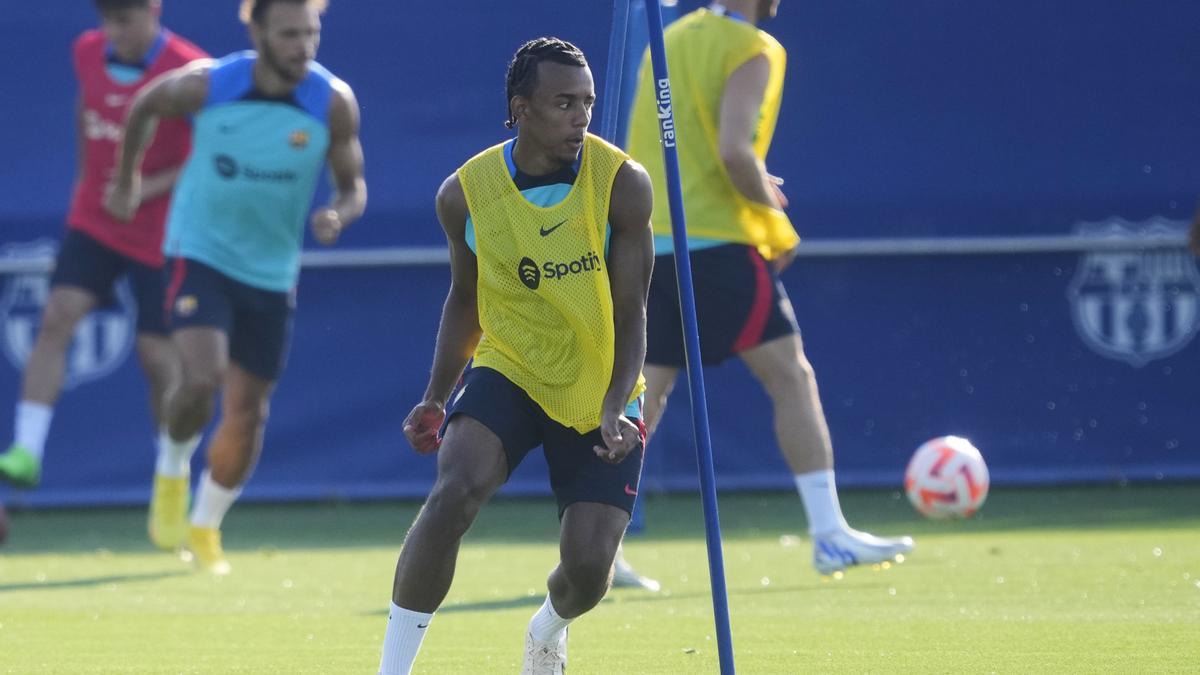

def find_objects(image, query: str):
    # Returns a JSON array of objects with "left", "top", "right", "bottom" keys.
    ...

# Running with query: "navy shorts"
[
  {"left": 448, "top": 366, "right": 646, "bottom": 518},
  {"left": 50, "top": 229, "right": 167, "bottom": 335},
  {"left": 163, "top": 257, "right": 295, "bottom": 381},
  {"left": 646, "top": 243, "right": 799, "bottom": 367}
]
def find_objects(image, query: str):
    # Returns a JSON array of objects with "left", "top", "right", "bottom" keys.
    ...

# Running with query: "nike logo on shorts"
[{"left": 624, "top": 484, "right": 638, "bottom": 496}]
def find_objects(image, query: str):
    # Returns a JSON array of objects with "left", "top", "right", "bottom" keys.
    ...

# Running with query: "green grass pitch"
[{"left": 1, "top": 484, "right": 1198, "bottom": 673}]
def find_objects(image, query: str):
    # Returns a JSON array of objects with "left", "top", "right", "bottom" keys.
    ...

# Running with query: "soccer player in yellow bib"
[
  {"left": 624, "top": 0, "right": 913, "bottom": 577},
  {"left": 377, "top": 38, "right": 654, "bottom": 675}
]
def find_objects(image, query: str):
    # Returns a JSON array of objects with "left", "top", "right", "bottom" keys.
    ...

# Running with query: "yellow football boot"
[
  {"left": 186, "top": 526, "right": 231, "bottom": 575},
  {"left": 148, "top": 475, "right": 190, "bottom": 550}
]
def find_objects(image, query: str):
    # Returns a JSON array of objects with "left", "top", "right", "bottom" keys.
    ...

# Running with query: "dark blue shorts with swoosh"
[{"left": 448, "top": 366, "right": 646, "bottom": 518}]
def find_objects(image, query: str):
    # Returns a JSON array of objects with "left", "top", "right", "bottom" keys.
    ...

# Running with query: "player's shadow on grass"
[
  {"left": 606, "top": 584, "right": 827, "bottom": 606},
  {"left": 4, "top": 485, "right": 1198, "bottom": 554},
  {"left": 0, "top": 569, "right": 188, "bottom": 593},
  {"left": 362, "top": 583, "right": 827, "bottom": 617},
  {"left": 359, "top": 595, "right": 543, "bottom": 617}
]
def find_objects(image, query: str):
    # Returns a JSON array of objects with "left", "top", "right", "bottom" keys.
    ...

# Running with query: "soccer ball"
[{"left": 904, "top": 436, "right": 989, "bottom": 518}]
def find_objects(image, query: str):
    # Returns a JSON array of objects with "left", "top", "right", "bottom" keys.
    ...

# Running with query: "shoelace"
[{"left": 526, "top": 642, "right": 565, "bottom": 672}]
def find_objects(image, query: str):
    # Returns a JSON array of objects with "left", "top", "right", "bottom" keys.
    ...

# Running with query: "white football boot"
[
  {"left": 611, "top": 554, "right": 662, "bottom": 592},
  {"left": 521, "top": 627, "right": 568, "bottom": 675},
  {"left": 813, "top": 529, "right": 914, "bottom": 575}
]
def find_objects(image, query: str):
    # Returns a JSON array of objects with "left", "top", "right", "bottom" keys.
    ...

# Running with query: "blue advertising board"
[
  {"left": 1, "top": 1, "right": 1198, "bottom": 506},
  {"left": 2, "top": 222, "right": 1196, "bottom": 507}
]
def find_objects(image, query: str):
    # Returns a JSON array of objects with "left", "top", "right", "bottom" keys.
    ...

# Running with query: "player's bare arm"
[
  {"left": 78, "top": 92, "right": 180, "bottom": 205},
  {"left": 311, "top": 79, "right": 366, "bottom": 245},
  {"left": 105, "top": 59, "right": 213, "bottom": 221},
  {"left": 138, "top": 166, "right": 183, "bottom": 203},
  {"left": 718, "top": 54, "right": 781, "bottom": 210},
  {"left": 401, "top": 174, "right": 483, "bottom": 454},
  {"left": 719, "top": 54, "right": 797, "bottom": 272},
  {"left": 594, "top": 159, "right": 654, "bottom": 464}
]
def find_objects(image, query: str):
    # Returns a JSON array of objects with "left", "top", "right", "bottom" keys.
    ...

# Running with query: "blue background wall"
[
  {"left": 1, "top": 1, "right": 1197, "bottom": 506},
  {"left": 3, "top": 1, "right": 1198, "bottom": 244}
]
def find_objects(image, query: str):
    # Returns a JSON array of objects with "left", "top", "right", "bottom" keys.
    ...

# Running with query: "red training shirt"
[{"left": 67, "top": 28, "right": 206, "bottom": 267}]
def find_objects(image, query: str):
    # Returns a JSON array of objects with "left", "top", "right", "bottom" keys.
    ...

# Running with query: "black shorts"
[
  {"left": 50, "top": 229, "right": 167, "bottom": 335},
  {"left": 163, "top": 257, "right": 295, "bottom": 381},
  {"left": 448, "top": 366, "right": 646, "bottom": 518},
  {"left": 646, "top": 243, "right": 799, "bottom": 367}
]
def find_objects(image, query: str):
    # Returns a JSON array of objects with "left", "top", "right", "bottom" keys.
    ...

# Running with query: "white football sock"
[
  {"left": 14, "top": 401, "right": 53, "bottom": 460},
  {"left": 528, "top": 594, "right": 573, "bottom": 643},
  {"left": 795, "top": 469, "right": 850, "bottom": 535},
  {"left": 156, "top": 429, "right": 201, "bottom": 478},
  {"left": 379, "top": 602, "right": 433, "bottom": 675},
  {"left": 190, "top": 470, "right": 241, "bottom": 529}
]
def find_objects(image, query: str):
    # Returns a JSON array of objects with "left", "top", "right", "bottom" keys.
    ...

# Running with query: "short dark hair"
[
  {"left": 505, "top": 37, "right": 588, "bottom": 129},
  {"left": 239, "top": 0, "right": 328, "bottom": 25},
  {"left": 93, "top": 0, "right": 152, "bottom": 11}
]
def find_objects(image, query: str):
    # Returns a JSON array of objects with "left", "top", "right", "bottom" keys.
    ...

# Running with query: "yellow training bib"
[
  {"left": 627, "top": 8, "right": 798, "bottom": 259},
  {"left": 458, "top": 134, "right": 646, "bottom": 431}
]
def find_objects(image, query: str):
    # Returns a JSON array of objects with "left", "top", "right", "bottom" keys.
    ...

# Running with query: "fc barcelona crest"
[
  {"left": 289, "top": 129, "right": 310, "bottom": 149},
  {"left": 1, "top": 239, "right": 135, "bottom": 388},
  {"left": 1067, "top": 218, "right": 1200, "bottom": 367}
]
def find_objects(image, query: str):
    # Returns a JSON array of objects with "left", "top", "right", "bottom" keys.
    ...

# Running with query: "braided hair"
[{"left": 504, "top": 37, "right": 588, "bottom": 129}]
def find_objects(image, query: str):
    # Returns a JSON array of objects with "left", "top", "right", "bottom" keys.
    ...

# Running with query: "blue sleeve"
[
  {"left": 203, "top": 52, "right": 255, "bottom": 108},
  {"left": 297, "top": 60, "right": 335, "bottom": 124}
]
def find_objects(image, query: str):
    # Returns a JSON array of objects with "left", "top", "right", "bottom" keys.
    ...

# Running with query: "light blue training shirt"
[{"left": 164, "top": 51, "right": 334, "bottom": 291}]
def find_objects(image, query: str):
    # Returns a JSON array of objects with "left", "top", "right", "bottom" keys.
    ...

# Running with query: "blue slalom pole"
[
  {"left": 599, "top": 0, "right": 631, "bottom": 144},
  {"left": 604, "top": 0, "right": 646, "bottom": 534},
  {"left": 642, "top": 2, "right": 736, "bottom": 672}
]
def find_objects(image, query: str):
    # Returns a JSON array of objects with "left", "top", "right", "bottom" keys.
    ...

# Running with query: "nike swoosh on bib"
[{"left": 540, "top": 220, "right": 567, "bottom": 236}]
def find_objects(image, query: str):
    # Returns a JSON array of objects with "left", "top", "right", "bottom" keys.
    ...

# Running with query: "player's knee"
[
  {"left": 177, "top": 376, "right": 220, "bottom": 409},
  {"left": 226, "top": 397, "right": 269, "bottom": 431},
  {"left": 795, "top": 353, "right": 816, "bottom": 380},
  {"left": 137, "top": 341, "right": 177, "bottom": 377},
  {"left": 425, "top": 475, "right": 491, "bottom": 530},
  {"left": 763, "top": 358, "right": 816, "bottom": 399},
  {"left": 37, "top": 301, "right": 83, "bottom": 344},
  {"left": 139, "top": 354, "right": 171, "bottom": 385},
  {"left": 652, "top": 386, "right": 672, "bottom": 412},
  {"left": 647, "top": 370, "right": 677, "bottom": 401},
  {"left": 560, "top": 555, "right": 614, "bottom": 598}
]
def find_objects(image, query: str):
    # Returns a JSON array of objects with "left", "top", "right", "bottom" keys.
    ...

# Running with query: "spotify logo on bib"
[
  {"left": 518, "top": 257, "right": 541, "bottom": 290},
  {"left": 517, "top": 253, "right": 603, "bottom": 291}
]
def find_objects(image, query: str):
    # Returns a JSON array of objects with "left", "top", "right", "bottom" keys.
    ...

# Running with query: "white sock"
[
  {"left": 795, "top": 469, "right": 849, "bottom": 535},
  {"left": 190, "top": 470, "right": 241, "bottom": 529},
  {"left": 14, "top": 401, "right": 53, "bottom": 460},
  {"left": 379, "top": 602, "right": 433, "bottom": 675},
  {"left": 528, "top": 595, "right": 572, "bottom": 643},
  {"left": 156, "top": 429, "right": 201, "bottom": 478}
]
